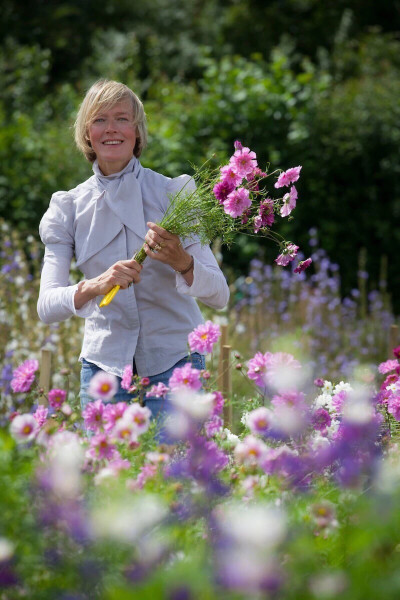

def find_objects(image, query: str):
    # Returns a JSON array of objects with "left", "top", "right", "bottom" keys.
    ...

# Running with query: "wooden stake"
[
  {"left": 388, "top": 324, "right": 399, "bottom": 359},
  {"left": 221, "top": 344, "right": 232, "bottom": 427},
  {"left": 39, "top": 349, "right": 52, "bottom": 399},
  {"left": 218, "top": 324, "right": 228, "bottom": 381}
]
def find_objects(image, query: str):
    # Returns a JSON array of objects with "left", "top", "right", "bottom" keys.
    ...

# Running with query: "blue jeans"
[{"left": 80, "top": 353, "right": 205, "bottom": 429}]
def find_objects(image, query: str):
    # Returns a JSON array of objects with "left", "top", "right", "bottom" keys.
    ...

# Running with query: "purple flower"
[
  {"left": 213, "top": 179, "right": 235, "bottom": 203},
  {"left": 33, "top": 405, "right": 48, "bottom": 427},
  {"left": 311, "top": 408, "right": 332, "bottom": 431},
  {"left": 82, "top": 399, "right": 105, "bottom": 433},
  {"left": 145, "top": 382, "right": 169, "bottom": 398},
  {"left": 247, "top": 407, "right": 273, "bottom": 436},
  {"left": 87, "top": 433, "right": 117, "bottom": 461},
  {"left": 254, "top": 198, "right": 274, "bottom": 233}
]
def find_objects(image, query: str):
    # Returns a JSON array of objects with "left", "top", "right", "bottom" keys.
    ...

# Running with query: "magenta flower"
[
  {"left": 247, "top": 351, "right": 272, "bottom": 387},
  {"left": 393, "top": 346, "right": 400, "bottom": 359},
  {"left": 145, "top": 382, "right": 169, "bottom": 398},
  {"left": 10, "top": 359, "right": 39, "bottom": 393},
  {"left": 247, "top": 407, "right": 273, "bottom": 436},
  {"left": 169, "top": 363, "right": 202, "bottom": 392},
  {"left": 82, "top": 399, "right": 105, "bottom": 432},
  {"left": 280, "top": 185, "right": 298, "bottom": 217},
  {"left": 121, "top": 365, "right": 133, "bottom": 390},
  {"left": 188, "top": 320, "right": 221, "bottom": 354},
  {"left": 220, "top": 165, "right": 243, "bottom": 187},
  {"left": 314, "top": 378, "right": 324, "bottom": 387},
  {"left": 102, "top": 402, "right": 128, "bottom": 432},
  {"left": 48, "top": 388, "right": 67, "bottom": 408},
  {"left": 294, "top": 258, "right": 312, "bottom": 274},
  {"left": 229, "top": 146, "right": 258, "bottom": 178},
  {"left": 33, "top": 405, "right": 48, "bottom": 427},
  {"left": 311, "top": 408, "right": 332, "bottom": 432},
  {"left": 275, "top": 243, "right": 299, "bottom": 267},
  {"left": 213, "top": 179, "right": 235, "bottom": 203},
  {"left": 378, "top": 359, "right": 399, "bottom": 375},
  {"left": 88, "top": 433, "right": 117, "bottom": 461},
  {"left": 331, "top": 390, "right": 347, "bottom": 414},
  {"left": 274, "top": 166, "right": 302, "bottom": 188},
  {"left": 223, "top": 187, "right": 252, "bottom": 218},
  {"left": 88, "top": 371, "right": 118, "bottom": 401},
  {"left": 254, "top": 198, "right": 274, "bottom": 233},
  {"left": 10, "top": 414, "right": 39, "bottom": 443}
]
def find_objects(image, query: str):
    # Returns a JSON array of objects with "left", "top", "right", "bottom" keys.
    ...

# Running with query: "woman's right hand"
[
  {"left": 92, "top": 259, "right": 143, "bottom": 294},
  {"left": 74, "top": 259, "right": 142, "bottom": 309}
]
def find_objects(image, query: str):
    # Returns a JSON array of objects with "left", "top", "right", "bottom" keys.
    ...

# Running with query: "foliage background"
[{"left": 1, "top": 0, "right": 400, "bottom": 309}]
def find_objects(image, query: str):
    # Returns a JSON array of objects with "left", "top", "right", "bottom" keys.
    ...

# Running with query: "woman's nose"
[{"left": 105, "top": 120, "right": 117, "bottom": 132}]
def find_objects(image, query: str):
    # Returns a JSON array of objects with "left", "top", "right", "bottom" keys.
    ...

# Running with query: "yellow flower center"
[
  {"left": 101, "top": 383, "right": 111, "bottom": 393},
  {"left": 201, "top": 333, "right": 208, "bottom": 340},
  {"left": 23, "top": 425, "right": 32, "bottom": 434}
]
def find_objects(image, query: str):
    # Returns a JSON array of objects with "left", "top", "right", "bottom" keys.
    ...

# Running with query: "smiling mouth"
[{"left": 103, "top": 140, "right": 123, "bottom": 145}]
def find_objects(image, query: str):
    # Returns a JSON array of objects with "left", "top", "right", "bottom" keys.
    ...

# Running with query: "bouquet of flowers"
[{"left": 100, "top": 141, "right": 311, "bottom": 307}]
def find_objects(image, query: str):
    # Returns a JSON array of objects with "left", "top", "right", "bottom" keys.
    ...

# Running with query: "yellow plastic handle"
[{"left": 99, "top": 285, "right": 120, "bottom": 308}]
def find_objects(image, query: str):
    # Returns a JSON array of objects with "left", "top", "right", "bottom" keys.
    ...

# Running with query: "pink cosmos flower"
[
  {"left": 378, "top": 359, "right": 399, "bottom": 375},
  {"left": 280, "top": 185, "right": 298, "bottom": 217},
  {"left": 265, "top": 352, "right": 302, "bottom": 389},
  {"left": 271, "top": 390, "right": 306, "bottom": 410},
  {"left": 169, "top": 363, "right": 202, "bottom": 392},
  {"left": 88, "top": 371, "right": 118, "bottom": 401},
  {"left": 247, "top": 407, "right": 273, "bottom": 436},
  {"left": 33, "top": 405, "right": 48, "bottom": 427},
  {"left": 146, "top": 451, "right": 170, "bottom": 464},
  {"left": 220, "top": 165, "right": 243, "bottom": 187},
  {"left": 205, "top": 415, "right": 224, "bottom": 437},
  {"left": 112, "top": 417, "right": 138, "bottom": 442},
  {"left": 213, "top": 179, "right": 235, "bottom": 203},
  {"left": 314, "top": 378, "right": 324, "bottom": 387},
  {"left": 121, "top": 365, "right": 133, "bottom": 390},
  {"left": 234, "top": 140, "right": 243, "bottom": 151},
  {"left": 10, "top": 359, "right": 39, "bottom": 393},
  {"left": 145, "top": 382, "right": 169, "bottom": 398},
  {"left": 275, "top": 243, "right": 299, "bottom": 267},
  {"left": 10, "top": 414, "right": 39, "bottom": 443},
  {"left": 294, "top": 258, "right": 312, "bottom": 274},
  {"left": 87, "top": 433, "right": 117, "bottom": 461},
  {"left": 229, "top": 146, "right": 258, "bottom": 178},
  {"left": 48, "top": 388, "right": 67, "bottom": 408},
  {"left": 82, "top": 399, "right": 105, "bottom": 432},
  {"left": 123, "top": 404, "right": 152, "bottom": 435},
  {"left": 254, "top": 198, "right": 274, "bottom": 233},
  {"left": 247, "top": 351, "right": 273, "bottom": 387},
  {"left": 127, "top": 463, "right": 158, "bottom": 491},
  {"left": 331, "top": 390, "right": 347, "bottom": 414},
  {"left": 388, "top": 395, "right": 400, "bottom": 421},
  {"left": 102, "top": 402, "right": 128, "bottom": 432},
  {"left": 274, "top": 166, "right": 302, "bottom": 188},
  {"left": 188, "top": 320, "right": 221, "bottom": 354},
  {"left": 223, "top": 187, "right": 252, "bottom": 218},
  {"left": 211, "top": 391, "right": 225, "bottom": 416},
  {"left": 107, "top": 457, "right": 130, "bottom": 473},
  {"left": 234, "top": 435, "right": 268, "bottom": 467}
]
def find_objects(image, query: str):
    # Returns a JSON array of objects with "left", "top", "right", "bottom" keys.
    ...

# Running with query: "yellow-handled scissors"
[{"left": 99, "top": 285, "right": 120, "bottom": 308}]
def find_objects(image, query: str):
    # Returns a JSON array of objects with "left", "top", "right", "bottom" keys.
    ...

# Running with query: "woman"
[{"left": 37, "top": 79, "right": 229, "bottom": 422}]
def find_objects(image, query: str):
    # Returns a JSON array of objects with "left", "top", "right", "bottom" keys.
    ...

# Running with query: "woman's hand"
[
  {"left": 144, "top": 222, "right": 193, "bottom": 274},
  {"left": 74, "top": 259, "right": 142, "bottom": 309}
]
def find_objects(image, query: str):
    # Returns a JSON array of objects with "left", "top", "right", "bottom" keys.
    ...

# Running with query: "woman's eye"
[
  {"left": 118, "top": 117, "right": 128, "bottom": 121},
  {"left": 94, "top": 118, "right": 105, "bottom": 123}
]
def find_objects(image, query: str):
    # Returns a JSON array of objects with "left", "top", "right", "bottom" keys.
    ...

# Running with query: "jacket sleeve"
[
  {"left": 167, "top": 175, "right": 230, "bottom": 310},
  {"left": 37, "top": 191, "right": 97, "bottom": 324}
]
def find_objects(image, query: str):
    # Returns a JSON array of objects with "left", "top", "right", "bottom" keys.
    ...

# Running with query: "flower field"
[{"left": 1, "top": 219, "right": 400, "bottom": 599}]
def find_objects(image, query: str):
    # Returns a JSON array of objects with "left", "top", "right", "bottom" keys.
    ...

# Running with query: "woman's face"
[{"left": 88, "top": 100, "right": 137, "bottom": 175}]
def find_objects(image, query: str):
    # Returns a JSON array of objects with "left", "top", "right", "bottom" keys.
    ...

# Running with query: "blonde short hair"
[{"left": 74, "top": 79, "right": 147, "bottom": 162}]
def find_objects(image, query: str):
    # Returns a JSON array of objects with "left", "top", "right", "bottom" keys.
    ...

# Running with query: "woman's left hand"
[{"left": 144, "top": 222, "right": 192, "bottom": 273}]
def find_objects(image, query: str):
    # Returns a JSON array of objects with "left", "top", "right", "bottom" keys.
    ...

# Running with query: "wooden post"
[
  {"left": 221, "top": 345, "right": 232, "bottom": 427},
  {"left": 39, "top": 349, "right": 52, "bottom": 400},
  {"left": 218, "top": 324, "right": 228, "bottom": 381},
  {"left": 388, "top": 324, "right": 399, "bottom": 359}
]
